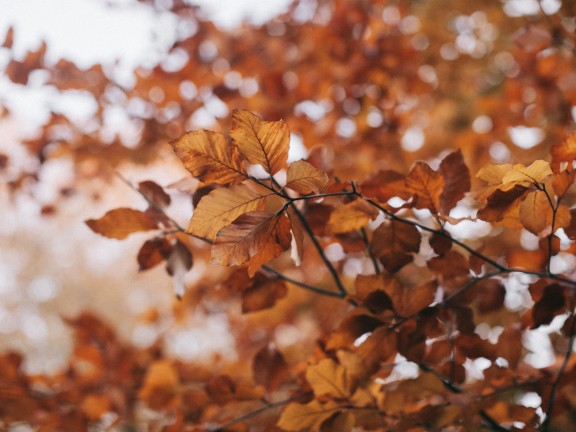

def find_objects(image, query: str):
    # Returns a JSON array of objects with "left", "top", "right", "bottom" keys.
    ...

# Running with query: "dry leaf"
[
  {"left": 405, "top": 162, "right": 445, "bottom": 213},
  {"left": 285, "top": 160, "right": 328, "bottom": 194},
  {"left": 277, "top": 400, "right": 340, "bottom": 431},
  {"left": 85, "top": 208, "right": 158, "bottom": 239},
  {"left": 327, "top": 199, "right": 379, "bottom": 234},
  {"left": 371, "top": 221, "right": 421, "bottom": 273},
  {"left": 439, "top": 149, "right": 470, "bottom": 214}
]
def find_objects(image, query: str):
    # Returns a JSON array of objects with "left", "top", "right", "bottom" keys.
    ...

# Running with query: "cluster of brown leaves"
[{"left": 5, "top": 0, "right": 576, "bottom": 431}]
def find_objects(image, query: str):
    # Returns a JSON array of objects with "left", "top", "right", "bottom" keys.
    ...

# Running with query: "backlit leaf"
[
  {"left": 187, "top": 184, "right": 270, "bottom": 239},
  {"left": 328, "top": 199, "right": 379, "bottom": 234},
  {"left": 360, "top": 169, "right": 411, "bottom": 202},
  {"left": 551, "top": 169, "right": 576, "bottom": 198},
  {"left": 170, "top": 129, "right": 246, "bottom": 185},
  {"left": 476, "top": 185, "right": 528, "bottom": 222},
  {"left": 371, "top": 221, "right": 421, "bottom": 273},
  {"left": 278, "top": 400, "right": 340, "bottom": 431},
  {"left": 519, "top": 191, "right": 552, "bottom": 236},
  {"left": 231, "top": 109, "right": 289, "bottom": 175},
  {"left": 211, "top": 211, "right": 291, "bottom": 276},
  {"left": 306, "top": 358, "right": 352, "bottom": 399},
  {"left": 476, "top": 163, "right": 514, "bottom": 185},
  {"left": 439, "top": 149, "right": 470, "bottom": 214},
  {"left": 85, "top": 208, "right": 158, "bottom": 239},
  {"left": 551, "top": 132, "right": 576, "bottom": 164},
  {"left": 501, "top": 160, "right": 552, "bottom": 185},
  {"left": 405, "top": 162, "right": 445, "bottom": 213},
  {"left": 285, "top": 160, "right": 328, "bottom": 194}
]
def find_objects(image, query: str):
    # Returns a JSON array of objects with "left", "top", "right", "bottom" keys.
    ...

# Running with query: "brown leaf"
[
  {"left": 356, "top": 327, "right": 398, "bottom": 375},
  {"left": 230, "top": 109, "right": 289, "bottom": 175},
  {"left": 166, "top": 240, "right": 193, "bottom": 298},
  {"left": 171, "top": 129, "right": 247, "bottom": 185},
  {"left": 325, "top": 314, "right": 384, "bottom": 351},
  {"left": 327, "top": 199, "right": 379, "bottom": 234},
  {"left": 85, "top": 208, "right": 158, "bottom": 239},
  {"left": 519, "top": 191, "right": 552, "bottom": 236},
  {"left": 564, "top": 209, "right": 576, "bottom": 240},
  {"left": 306, "top": 358, "right": 352, "bottom": 399},
  {"left": 137, "top": 237, "right": 172, "bottom": 271},
  {"left": 360, "top": 170, "right": 411, "bottom": 202},
  {"left": 371, "top": 221, "right": 421, "bottom": 273},
  {"left": 514, "top": 25, "right": 552, "bottom": 52},
  {"left": 476, "top": 185, "right": 528, "bottom": 222},
  {"left": 429, "top": 232, "right": 452, "bottom": 256},
  {"left": 242, "top": 278, "right": 287, "bottom": 313},
  {"left": 287, "top": 207, "right": 305, "bottom": 266},
  {"left": 552, "top": 170, "right": 576, "bottom": 198},
  {"left": 439, "top": 149, "right": 470, "bottom": 214},
  {"left": 252, "top": 345, "right": 288, "bottom": 391},
  {"left": 5, "top": 41, "right": 46, "bottom": 85},
  {"left": 405, "top": 162, "right": 445, "bottom": 213},
  {"left": 138, "top": 360, "right": 179, "bottom": 410},
  {"left": 427, "top": 250, "right": 471, "bottom": 291},
  {"left": 187, "top": 184, "right": 270, "bottom": 239},
  {"left": 530, "top": 283, "right": 566, "bottom": 329},
  {"left": 138, "top": 180, "right": 171, "bottom": 207},
  {"left": 211, "top": 212, "right": 291, "bottom": 276},
  {"left": 501, "top": 160, "right": 552, "bottom": 185},
  {"left": 2, "top": 26, "right": 14, "bottom": 49},
  {"left": 285, "top": 160, "right": 328, "bottom": 194}
]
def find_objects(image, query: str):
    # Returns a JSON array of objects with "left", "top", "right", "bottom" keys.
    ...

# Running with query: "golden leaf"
[
  {"left": 230, "top": 109, "right": 289, "bottom": 175},
  {"left": 170, "top": 129, "right": 246, "bottom": 185},
  {"left": 277, "top": 400, "right": 340, "bottom": 432},
  {"left": 285, "top": 160, "right": 328, "bottom": 194},
  {"left": 476, "top": 163, "right": 514, "bottom": 185},
  {"left": 187, "top": 184, "right": 270, "bottom": 239},
  {"left": 85, "top": 208, "right": 158, "bottom": 240},
  {"left": 306, "top": 358, "right": 352, "bottom": 399},
  {"left": 328, "top": 199, "right": 379, "bottom": 234},
  {"left": 211, "top": 211, "right": 291, "bottom": 276},
  {"left": 551, "top": 132, "right": 576, "bottom": 164},
  {"left": 405, "top": 162, "right": 445, "bottom": 213},
  {"left": 501, "top": 160, "right": 553, "bottom": 185},
  {"left": 519, "top": 191, "right": 552, "bottom": 236}
]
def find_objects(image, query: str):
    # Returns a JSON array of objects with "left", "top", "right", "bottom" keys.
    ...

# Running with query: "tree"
[{"left": 2, "top": 0, "right": 576, "bottom": 431}]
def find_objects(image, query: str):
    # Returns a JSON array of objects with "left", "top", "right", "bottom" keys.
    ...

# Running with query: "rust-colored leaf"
[
  {"left": 85, "top": 208, "right": 158, "bottom": 239},
  {"left": 230, "top": 109, "right": 289, "bottom": 175},
  {"left": 356, "top": 327, "right": 398, "bottom": 375},
  {"left": 278, "top": 400, "right": 340, "bottom": 432},
  {"left": 551, "top": 169, "right": 576, "bottom": 198},
  {"left": 371, "top": 221, "right": 421, "bottom": 273},
  {"left": 306, "top": 358, "right": 352, "bottom": 399},
  {"left": 552, "top": 133, "right": 576, "bottom": 165},
  {"left": 287, "top": 207, "right": 305, "bottom": 266},
  {"left": 171, "top": 129, "right": 247, "bottom": 185},
  {"left": 405, "top": 162, "right": 445, "bottom": 213},
  {"left": 187, "top": 184, "right": 270, "bottom": 239},
  {"left": 530, "top": 283, "right": 566, "bottom": 329},
  {"left": 360, "top": 170, "right": 411, "bottom": 202},
  {"left": 327, "top": 199, "right": 379, "bottom": 234},
  {"left": 326, "top": 314, "right": 384, "bottom": 351},
  {"left": 252, "top": 345, "right": 288, "bottom": 391},
  {"left": 285, "top": 160, "right": 328, "bottom": 194},
  {"left": 519, "top": 191, "right": 552, "bottom": 236},
  {"left": 211, "top": 211, "right": 291, "bottom": 276},
  {"left": 137, "top": 237, "right": 172, "bottom": 271},
  {"left": 166, "top": 240, "right": 193, "bottom": 298},
  {"left": 138, "top": 180, "right": 171, "bottom": 207},
  {"left": 242, "top": 278, "right": 287, "bottom": 313},
  {"left": 476, "top": 185, "right": 528, "bottom": 222},
  {"left": 439, "top": 149, "right": 470, "bottom": 214}
]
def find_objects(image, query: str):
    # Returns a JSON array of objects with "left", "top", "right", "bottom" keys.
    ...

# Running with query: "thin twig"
[{"left": 360, "top": 227, "right": 381, "bottom": 274}]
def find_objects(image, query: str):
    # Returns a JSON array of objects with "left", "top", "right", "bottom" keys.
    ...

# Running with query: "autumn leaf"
[
  {"left": 519, "top": 191, "right": 552, "bottom": 236},
  {"left": 287, "top": 207, "right": 305, "bottom": 265},
  {"left": 187, "top": 184, "right": 271, "bottom": 239},
  {"left": 138, "top": 180, "right": 171, "bottom": 207},
  {"left": 439, "top": 149, "right": 470, "bottom": 214},
  {"left": 306, "top": 358, "right": 353, "bottom": 399},
  {"left": 166, "top": 240, "right": 193, "bottom": 298},
  {"left": 171, "top": 129, "right": 247, "bottom": 185},
  {"left": 277, "top": 400, "right": 340, "bottom": 431},
  {"left": 551, "top": 132, "right": 576, "bottom": 165},
  {"left": 137, "top": 237, "right": 172, "bottom": 271},
  {"left": 405, "top": 162, "right": 445, "bottom": 213},
  {"left": 476, "top": 185, "right": 528, "bottom": 222},
  {"left": 242, "top": 278, "right": 287, "bottom": 313},
  {"left": 285, "top": 160, "right": 328, "bottom": 194},
  {"left": 252, "top": 345, "right": 288, "bottom": 391},
  {"left": 230, "top": 109, "right": 289, "bottom": 175},
  {"left": 85, "top": 208, "right": 158, "bottom": 239},
  {"left": 360, "top": 169, "right": 411, "bottom": 202},
  {"left": 551, "top": 169, "right": 576, "bottom": 198},
  {"left": 356, "top": 327, "right": 398, "bottom": 375},
  {"left": 371, "top": 220, "right": 421, "bottom": 273},
  {"left": 501, "top": 160, "right": 552, "bottom": 185},
  {"left": 327, "top": 199, "right": 379, "bottom": 234},
  {"left": 211, "top": 211, "right": 292, "bottom": 276}
]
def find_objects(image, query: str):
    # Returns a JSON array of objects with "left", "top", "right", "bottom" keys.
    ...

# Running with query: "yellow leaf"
[
  {"left": 85, "top": 208, "right": 158, "bottom": 239},
  {"left": 277, "top": 400, "right": 340, "bottom": 431},
  {"left": 306, "top": 358, "right": 352, "bottom": 399},
  {"left": 285, "top": 160, "right": 328, "bottom": 194},
  {"left": 230, "top": 109, "right": 289, "bottom": 175},
  {"left": 405, "top": 162, "right": 445, "bottom": 213},
  {"left": 187, "top": 184, "right": 270, "bottom": 239},
  {"left": 170, "top": 129, "right": 247, "bottom": 185},
  {"left": 476, "top": 163, "right": 513, "bottom": 184},
  {"left": 328, "top": 199, "right": 379, "bottom": 234},
  {"left": 211, "top": 211, "right": 291, "bottom": 276},
  {"left": 502, "top": 160, "right": 552, "bottom": 185}
]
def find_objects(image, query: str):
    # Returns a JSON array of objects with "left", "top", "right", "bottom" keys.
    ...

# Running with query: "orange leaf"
[
  {"left": 242, "top": 278, "right": 287, "bottom": 313},
  {"left": 171, "top": 129, "right": 247, "bottom": 185},
  {"left": 371, "top": 221, "right": 421, "bottom": 273},
  {"left": 252, "top": 345, "right": 288, "bottom": 391},
  {"left": 551, "top": 132, "right": 576, "bottom": 165},
  {"left": 211, "top": 211, "right": 291, "bottom": 276},
  {"left": 85, "top": 208, "right": 158, "bottom": 239},
  {"left": 551, "top": 169, "right": 576, "bottom": 198},
  {"left": 519, "top": 191, "right": 552, "bottom": 236},
  {"left": 501, "top": 160, "right": 552, "bottom": 185},
  {"left": 439, "top": 149, "right": 470, "bottom": 214},
  {"left": 287, "top": 207, "right": 305, "bottom": 266},
  {"left": 328, "top": 199, "right": 379, "bottom": 234},
  {"left": 230, "top": 109, "right": 289, "bottom": 175},
  {"left": 138, "top": 180, "right": 171, "bottom": 207},
  {"left": 187, "top": 184, "right": 270, "bottom": 239},
  {"left": 285, "top": 160, "right": 328, "bottom": 194},
  {"left": 405, "top": 162, "right": 445, "bottom": 213},
  {"left": 306, "top": 358, "right": 353, "bottom": 398},
  {"left": 360, "top": 169, "right": 411, "bottom": 202},
  {"left": 476, "top": 185, "right": 528, "bottom": 222},
  {"left": 137, "top": 237, "right": 172, "bottom": 271},
  {"left": 356, "top": 326, "right": 398, "bottom": 374}
]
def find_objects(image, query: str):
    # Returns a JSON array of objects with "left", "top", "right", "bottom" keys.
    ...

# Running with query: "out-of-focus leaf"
[
  {"left": 171, "top": 129, "right": 247, "bottom": 185},
  {"left": 138, "top": 360, "right": 179, "bottom": 410},
  {"left": 230, "top": 109, "right": 289, "bottom": 175},
  {"left": 285, "top": 160, "right": 328, "bottom": 194},
  {"left": 306, "top": 358, "right": 352, "bottom": 399},
  {"left": 138, "top": 180, "right": 171, "bottom": 207},
  {"left": 137, "top": 237, "right": 172, "bottom": 271},
  {"left": 287, "top": 207, "right": 305, "bottom": 266},
  {"left": 360, "top": 170, "right": 411, "bottom": 202},
  {"left": 476, "top": 185, "right": 528, "bottom": 222},
  {"left": 166, "top": 240, "right": 193, "bottom": 298},
  {"left": 187, "top": 184, "right": 270, "bottom": 239},
  {"left": 277, "top": 400, "right": 340, "bottom": 432},
  {"left": 327, "top": 199, "right": 378, "bottom": 234},
  {"left": 252, "top": 345, "right": 288, "bottom": 391},
  {"left": 242, "top": 278, "right": 287, "bottom": 313},
  {"left": 211, "top": 211, "right": 291, "bottom": 276},
  {"left": 85, "top": 208, "right": 158, "bottom": 239},
  {"left": 552, "top": 133, "right": 576, "bottom": 164}
]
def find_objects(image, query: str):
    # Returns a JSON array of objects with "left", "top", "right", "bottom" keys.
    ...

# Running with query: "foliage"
[{"left": 3, "top": 0, "right": 576, "bottom": 431}]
